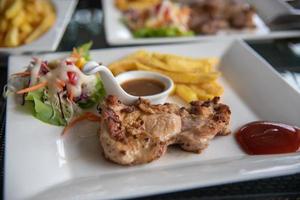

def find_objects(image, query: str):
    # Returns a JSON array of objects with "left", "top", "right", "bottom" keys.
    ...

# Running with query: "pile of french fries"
[
  {"left": 115, "top": 0, "right": 161, "bottom": 11},
  {"left": 109, "top": 50, "right": 224, "bottom": 103},
  {"left": 0, "top": 0, "right": 56, "bottom": 47}
]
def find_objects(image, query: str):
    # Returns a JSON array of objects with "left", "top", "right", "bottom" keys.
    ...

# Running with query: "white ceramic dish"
[
  {"left": 82, "top": 61, "right": 174, "bottom": 104},
  {"left": 115, "top": 70, "right": 174, "bottom": 104},
  {"left": 5, "top": 40, "right": 300, "bottom": 200},
  {"left": 102, "top": 0, "right": 300, "bottom": 46},
  {"left": 0, "top": 0, "right": 78, "bottom": 54}
]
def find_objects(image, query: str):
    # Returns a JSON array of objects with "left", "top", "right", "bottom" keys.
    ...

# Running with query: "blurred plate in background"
[
  {"left": 103, "top": 0, "right": 300, "bottom": 46},
  {"left": 0, "top": 0, "right": 78, "bottom": 54}
]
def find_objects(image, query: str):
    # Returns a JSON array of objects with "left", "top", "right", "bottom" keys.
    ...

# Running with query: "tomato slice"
[
  {"left": 67, "top": 71, "right": 78, "bottom": 85},
  {"left": 65, "top": 61, "right": 73, "bottom": 65}
]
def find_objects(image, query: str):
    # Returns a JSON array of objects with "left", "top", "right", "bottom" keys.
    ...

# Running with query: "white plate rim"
[{"left": 4, "top": 40, "right": 300, "bottom": 200}]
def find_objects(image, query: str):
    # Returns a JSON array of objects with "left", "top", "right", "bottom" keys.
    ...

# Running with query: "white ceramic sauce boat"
[{"left": 82, "top": 61, "right": 174, "bottom": 105}]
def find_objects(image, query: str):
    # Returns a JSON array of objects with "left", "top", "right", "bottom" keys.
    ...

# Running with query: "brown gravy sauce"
[{"left": 121, "top": 78, "right": 165, "bottom": 96}]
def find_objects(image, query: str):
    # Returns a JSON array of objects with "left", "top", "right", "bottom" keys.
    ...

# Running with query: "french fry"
[
  {"left": 25, "top": 10, "right": 40, "bottom": 25},
  {"left": 198, "top": 82, "right": 224, "bottom": 96},
  {"left": 25, "top": 2, "right": 35, "bottom": 13},
  {"left": 170, "top": 84, "right": 176, "bottom": 95},
  {"left": 34, "top": 0, "right": 44, "bottom": 14},
  {"left": 137, "top": 53, "right": 180, "bottom": 72},
  {"left": 176, "top": 84, "right": 198, "bottom": 103},
  {"left": 5, "top": 0, "right": 22, "bottom": 19},
  {"left": 206, "top": 58, "right": 219, "bottom": 67},
  {"left": 152, "top": 53, "right": 216, "bottom": 72},
  {"left": 163, "top": 57, "right": 211, "bottom": 73},
  {"left": 153, "top": 52, "right": 217, "bottom": 64},
  {"left": 115, "top": 0, "right": 127, "bottom": 10},
  {"left": 0, "top": 0, "right": 8, "bottom": 12},
  {"left": 108, "top": 51, "right": 148, "bottom": 74},
  {"left": 20, "top": 25, "right": 33, "bottom": 43},
  {"left": 124, "top": 50, "right": 148, "bottom": 60},
  {"left": 0, "top": 19, "right": 8, "bottom": 32},
  {"left": 0, "top": 0, "right": 56, "bottom": 47},
  {"left": 12, "top": 11, "right": 25, "bottom": 27},
  {"left": 110, "top": 50, "right": 147, "bottom": 65},
  {"left": 136, "top": 62, "right": 220, "bottom": 84},
  {"left": 0, "top": 33, "right": 4, "bottom": 46},
  {"left": 40, "top": 0, "right": 54, "bottom": 19},
  {"left": 189, "top": 85, "right": 214, "bottom": 100},
  {"left": 109, "top": 60, "right": 138, "bottom": 75},
  {"left": 25, "top": 12, "right": 55, "bottom": 44},
  {"left": 4, "top": 26, "right": 19, "bottom": 47},
  {"left": 132, "top": 51, "right": 215, "bottom": 73},
  {"left": 20, "top": 23, "right": 32, "bottom": 35},
  {"left": 115, "top": 0, "right": 161, "bottom": 11}
]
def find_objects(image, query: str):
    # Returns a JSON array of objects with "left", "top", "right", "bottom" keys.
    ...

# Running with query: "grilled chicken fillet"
[{"left": 99, "top": 95, "right": 231, "bottom": 165}]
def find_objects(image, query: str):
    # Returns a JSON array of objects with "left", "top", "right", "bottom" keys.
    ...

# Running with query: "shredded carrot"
[
  {"left": 61, "top": 112, "right": 101, "bottom": 136},
  {"left": 71, "top": 48, "right": 81, "bottom": 59},
  {"left": 12, "top": 71, "right": 31, "bottom": 77},
  {"left": 16, "top": 81, "right": 47, "bottom": 94},
  {"left": 57, "top": 79, "right": 65, "bottom": 87},
  {"left": 68, "top": 89, "right": 74, "bottom": 101},
  {"left": 56, "top": 79, "right": 66, "bottom": 90}
]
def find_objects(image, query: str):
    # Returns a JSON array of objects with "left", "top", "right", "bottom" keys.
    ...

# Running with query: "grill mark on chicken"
[
  {"left": 99, "top": 95, "right": 231, "bottom": 165},
  {"left": 102, "top": 107, "right": 125, "bottom": 141},
  {"left": 121, "top": 106, "right": 135, "bottom": 113},
  {"left": 137, "top": 97, "right": 181, "bottom": 114}
]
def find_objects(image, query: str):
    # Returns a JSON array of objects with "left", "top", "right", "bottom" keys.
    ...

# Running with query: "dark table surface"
[{"left": 1, "top": 1, "right": 300, "bottom": 199}]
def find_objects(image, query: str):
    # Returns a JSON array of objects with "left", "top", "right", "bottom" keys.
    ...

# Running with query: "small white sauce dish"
[
  {"left": 82, "top": 61, "right": 174, "bottom": 105},
  {"left": 115, "top": 71, "right": 174, "bottom": 104}
]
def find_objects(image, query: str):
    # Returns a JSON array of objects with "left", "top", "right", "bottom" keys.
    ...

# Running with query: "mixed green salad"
[
  {"left": 133, "top": 27, "right": 194, "bottom": 38},
  {"left": 8, "top": 42, "right": 105, "bottom": 126},
  {"left": 123, "top": 1, "right": 194, "bottom": 38}
]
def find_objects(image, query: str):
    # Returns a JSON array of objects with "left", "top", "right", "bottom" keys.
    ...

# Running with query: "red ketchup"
[{"left": 236, "top": 121, "right": 300, "bottom": 155}]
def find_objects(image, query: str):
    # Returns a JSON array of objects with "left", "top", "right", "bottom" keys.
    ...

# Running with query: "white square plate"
[
  {"left": 0, "top": 0, "right": 78, "bottom": 54},
  {"left": 102, "top": 0, "right": 300, "bottom": 46},
  {"left": 5, "top": 40, "right": 300, "bottom": 200}
]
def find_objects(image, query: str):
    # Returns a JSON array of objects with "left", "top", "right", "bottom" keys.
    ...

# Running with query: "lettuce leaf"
[
  {"left": 25, "top": 90, "right": 66, "bottom": 126},
  {"left": 133, "top": 27, "right": 194, "bottom": 38},
  {"left": 21, "top": 42, "right": 105, "bottom": 126},
  {"left": 76, "top": 41, "right": 93, "bottom": 61},
  {"left": 77, "top": 77, "right": 106, "bottom": 109}
]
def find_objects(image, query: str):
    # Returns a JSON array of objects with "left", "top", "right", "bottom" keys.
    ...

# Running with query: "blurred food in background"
[
  {"left": 115, "top": 0, "right": 162, "bottom": 11},
  {"left": 122, "top": 1, "right": 193, "bottom": 37},
  {"left": 109, "top": 50, "right": 223, "bottom": 102},
  {"left": 115, "top": 0, "right": 257, "bottom": 38},
  {"left": 187, "top": 0, "right": 256, "bottom": 34},
  {"left": 0, "top": 0, "right": 56, "bottom": 47}
]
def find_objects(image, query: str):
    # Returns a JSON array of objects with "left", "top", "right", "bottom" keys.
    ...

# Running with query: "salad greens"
[
  {"left": 25, "top": 89, "right": 67, "bottom": 126},
  {"left": 133, "top": 27, "right": 194, "bottom": 38},
  {"left": 12, "top": 42, "right": 106, "bottom": 126},
  {"left": 76, "top": 41, "right": 93, "bottom": 61},
  {"left": 77, "top": 77, "right": 105, "bottom": 109},
  {"left": 123, "top": 1, "right": 193, "bottom": 38}
]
